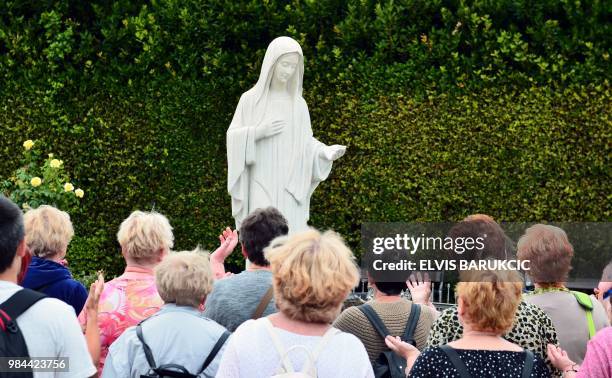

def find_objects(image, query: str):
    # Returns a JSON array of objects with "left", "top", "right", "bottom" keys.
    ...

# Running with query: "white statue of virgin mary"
[{"left": 227, "top": 36, "right": 346, "bottom": 233}]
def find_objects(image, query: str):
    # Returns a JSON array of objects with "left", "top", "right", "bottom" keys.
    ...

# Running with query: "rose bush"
[{"left": 2, "top": 140, "right": 84, "bottom": 213}]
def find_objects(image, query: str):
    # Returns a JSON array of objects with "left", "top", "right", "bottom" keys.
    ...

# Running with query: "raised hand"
[
  {"left": 406, "top": 272, "right": 432, "bottom": 305},
  {"left": 86, "top": 271, "right": 105, "bottom": 314},
  {"left": 217, "top": 227, "right": 239, "bottom": 260},
  {"left": 211, "top": 227, "right": 239, "bottom": 279},
  {"left": 255, "top": 120, "right": 286, "bottom": 140}
]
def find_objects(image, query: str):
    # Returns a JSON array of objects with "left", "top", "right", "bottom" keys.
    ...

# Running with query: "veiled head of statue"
[{"left": 252, "top": 36, "right": 304, "bottom": 104}]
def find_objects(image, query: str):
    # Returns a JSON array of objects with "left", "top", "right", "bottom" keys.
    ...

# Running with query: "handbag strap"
[
  {"left": 571, "top": 291, "right": 596, "bottom": 339},
  {"left": 252, "top": 286, "right": 274, "bottom": 319},
  {"left": 439, "top": 345, "right": 471, "bottom": 378},
  {"left": 521, "top": 350, "right": 534, "bottom": 378}
]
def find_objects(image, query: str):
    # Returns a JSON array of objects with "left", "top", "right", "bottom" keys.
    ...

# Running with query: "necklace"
[
  {"left": 528, "top": 286, "right": 569, "bottom": 296},
  {"left": 463, "top": 330, "right": 503, "bottom": 338},
  {"left": 247, "top": 265, "right": 270, "bottom": 272}
]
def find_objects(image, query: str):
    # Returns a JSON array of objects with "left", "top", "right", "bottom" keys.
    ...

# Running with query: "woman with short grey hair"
[{"left": 102, "top": 249, "right": 229, "bottom": 378}]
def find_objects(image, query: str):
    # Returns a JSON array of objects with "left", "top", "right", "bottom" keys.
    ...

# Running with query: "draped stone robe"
[{"left": 227, "top": 93, "right": 332, "bottom": 233}]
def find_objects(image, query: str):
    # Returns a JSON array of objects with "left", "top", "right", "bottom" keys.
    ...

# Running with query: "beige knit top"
[{"left": 333, "top": 299, "right": 435, "bottom": 362}]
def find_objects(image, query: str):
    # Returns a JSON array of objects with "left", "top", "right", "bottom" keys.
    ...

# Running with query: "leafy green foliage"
[{"left": 0, "top": 0, "right": 610, "bottom": 278}]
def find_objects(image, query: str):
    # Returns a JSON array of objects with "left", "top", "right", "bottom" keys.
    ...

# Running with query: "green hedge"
[{"left": 0, "top": 0, "right": 610, "bottom": 278}]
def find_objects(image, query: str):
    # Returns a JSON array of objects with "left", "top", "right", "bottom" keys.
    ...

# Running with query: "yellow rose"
[
  {"left": 50, "top": 159, "right": 62, "bottom": 168},
  {"left": 22, "top": 203, "right": 30, "bottom": 210},
  {"left": 23, "top": 140, "right": 34, "bottom": 150},
  {"left": 30, "top": 177, "right": 42, "bottom": 187},
  {"left": 64, "top": 183, "right": 74, "bottom": 192},
  {"left": 75, "top": 188, "right": 84, "bottom": 198},
  {"left": 48, "top": 153, "right": 54, "bottom": 158}
]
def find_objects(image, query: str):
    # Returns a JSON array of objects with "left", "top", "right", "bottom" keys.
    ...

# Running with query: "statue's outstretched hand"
[
  {"left": 321, "top": 144, "right": 346, "bottom": 161},
  {"left": 255, "top": 120, "right": 286, "bottom": 140}
]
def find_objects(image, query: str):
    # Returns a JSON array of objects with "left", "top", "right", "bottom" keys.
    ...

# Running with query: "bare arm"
[{"left": 210, "top": 227, "right": 239, "bottom": 279}]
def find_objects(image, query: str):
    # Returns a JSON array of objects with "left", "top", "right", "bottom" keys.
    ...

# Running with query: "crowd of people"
[{"left": 0, "top": 194, "right": 610, "bottom": 378}]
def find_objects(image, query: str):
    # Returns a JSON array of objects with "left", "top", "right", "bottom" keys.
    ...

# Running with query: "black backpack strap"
[
  {"left": 440, "top": 345, "right": 471, "bottom": 378},
  {"left": 0, "top": 289, "right": 46, "bottom": 333},
  {"left": 152, "top": 364, "right": 195, "bottom": 378},
  {"left": 358, "top": 304, "right": 391, "bottom": 339},
  {"left": 402, "top": 303, "right": 421, "bottom": 345},
  {"left": 136, "top": 320, "right": 158, "bottom": 370},
  {"left": 522, "top": 350, "right": 534, "bottom": 378},
  {"left": 199, "top": 330, "right": 230, "bottom": 373}
]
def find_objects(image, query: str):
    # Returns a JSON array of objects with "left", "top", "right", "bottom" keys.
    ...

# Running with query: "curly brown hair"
[{"left": 266, "top": 229, "right": 359, "bottom": 323}]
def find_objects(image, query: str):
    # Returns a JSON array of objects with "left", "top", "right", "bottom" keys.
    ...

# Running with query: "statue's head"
[{"left": 250, "top": 37, "right": 304, "bottom": 103}]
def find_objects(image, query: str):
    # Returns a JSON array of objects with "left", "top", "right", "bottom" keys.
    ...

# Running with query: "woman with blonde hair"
[
  {"left": 22, "top": 205, "right": 87, "bottom": 314},
  {"left": 216, "top": 229, "right": 374, "bottom": 377},
  {"left": 386, "top": 269, "right": 550, "bottom": 377},
  {"left": 79, "top": 210, "right": 173, "bottom": 371}
]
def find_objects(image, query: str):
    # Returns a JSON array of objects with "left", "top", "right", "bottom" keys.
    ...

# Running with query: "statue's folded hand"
[{"left": 255, "top": 119, "right": 286, "bottom": 141}]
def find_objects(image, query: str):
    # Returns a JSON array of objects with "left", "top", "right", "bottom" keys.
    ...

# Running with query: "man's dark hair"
[
  {"left": 447, "top": 219, "right": 511, "bottom": 260},
  {"left": 374, "top": 281, "right": 407, "bottom": 296},
  {"left": 239, "top": 207, "right": 288, "bottom": 266},
  {"left": 365, "top": 245, "right": 410, "bottom": 296},
  {"left": 0, "top": 196, "right": 24, "bottom": 273}
]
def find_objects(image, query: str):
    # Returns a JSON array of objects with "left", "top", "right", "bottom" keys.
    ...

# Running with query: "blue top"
[
  {"left": 22, "top": 256, "right": 88, "bottom": 315},
  {"left": 102, "top": 304, "right": 228, "bottom": 378}
]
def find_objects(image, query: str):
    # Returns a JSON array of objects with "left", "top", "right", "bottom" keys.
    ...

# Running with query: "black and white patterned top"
[
  {"left": 427, "top": 301, "right": 560, "bottom": 377},
  {"left": 409, "top": 347, "right": 551, "bottom": 377}
]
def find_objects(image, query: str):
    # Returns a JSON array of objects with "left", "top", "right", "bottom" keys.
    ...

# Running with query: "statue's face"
[{"left": 273, "top": 53, "right": 299, "bottom": 84}]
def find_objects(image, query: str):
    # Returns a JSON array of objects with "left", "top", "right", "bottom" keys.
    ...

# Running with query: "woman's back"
[
  {"left": 524, "top": 290, "right": 609, "bottom": 363},
  {"left": 22, "top": 256, "right": 87, "bottom": 314},
  {"left": 79, "top": 266, "right": 163, "bottom": 371},
  {"left": 216, "top": 318, "right": 374, "bottom": 377},
  {"left": 410, "top": 346, "right": 550, "bottom": 378}
]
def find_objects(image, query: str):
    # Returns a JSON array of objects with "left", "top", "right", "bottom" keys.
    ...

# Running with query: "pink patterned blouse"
[{"left": 79, "top": 266, "right": 163, "bottom": 371}]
